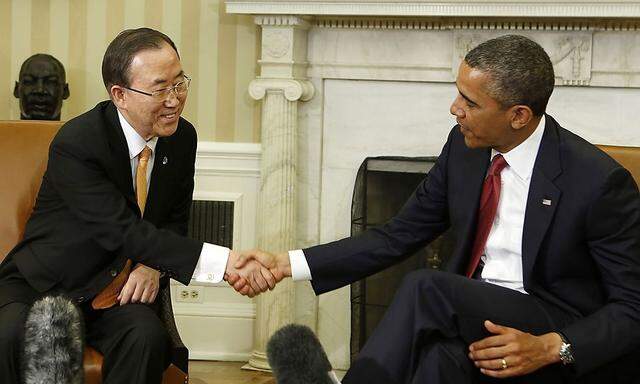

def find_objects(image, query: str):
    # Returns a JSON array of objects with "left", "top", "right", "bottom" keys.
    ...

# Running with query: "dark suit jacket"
[
  {"left": 1, "top": 101, "right": 202, "bottom": 306},
  {"left": 304, "top": 115, "right": 640, "bottom": 377}
]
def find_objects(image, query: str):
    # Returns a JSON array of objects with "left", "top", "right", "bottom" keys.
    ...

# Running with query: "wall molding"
[
  {"left": 189, "top": 351, "right": 252, "bottom": 361},
  {"left": 196, "top": 141, "right": 262, "bottom": 178},
  {"left": 313, "top": 17, "right": 640, "bottom": 31},
  {"left": 306, "top": 27, "right": 640, "bottom": 88},
  {"left": 196, "top": 141, "right": 261, "bottom": 161},
  {"left": 226, "top": 1, "right": 640, "bottom": 18},
  {"left": 196, "top": 167, "right": 261, "bottom": 178},
  {"left": 173, "top": 302, "right": 256, "bottom": 319}
]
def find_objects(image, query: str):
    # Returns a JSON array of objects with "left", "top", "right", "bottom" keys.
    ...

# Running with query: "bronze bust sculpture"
[{"left": 14, "top": 54, "right": 70, "bottom": 120}]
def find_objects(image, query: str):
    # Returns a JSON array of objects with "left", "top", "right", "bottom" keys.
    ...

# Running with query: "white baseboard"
[
  {"left": 173, "top": 302, "right": 255, "bottom": 318},
  {"left": 188, "top": 351, "right": 252, "bottom": 362}
]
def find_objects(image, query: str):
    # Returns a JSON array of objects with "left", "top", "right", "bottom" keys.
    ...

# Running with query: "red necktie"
[{"left": 466, "top": 154, "right": 508, "bottom": 278}]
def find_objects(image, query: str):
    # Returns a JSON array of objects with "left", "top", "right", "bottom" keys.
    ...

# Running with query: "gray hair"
[{"left": 464, "top": 35, "right": 554, "bottom": 116}]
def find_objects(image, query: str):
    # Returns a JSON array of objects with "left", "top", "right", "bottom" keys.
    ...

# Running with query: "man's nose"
[
  {"left": 450, "top": 96, "right": 465, "bottom": 118},
  {"left": 164, "top": 89, "right": 180, "bottom": 107}
]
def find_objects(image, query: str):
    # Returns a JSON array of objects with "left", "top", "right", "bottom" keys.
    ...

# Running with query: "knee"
[
  {"left": 127, "top": 320, "right": 170, "bottom": 351},
  {"left": 396, "top": 270, "right": 459, "bottom": 306},
  {"left": 398, "top": 270, "right": 437, "bottom": 294}
]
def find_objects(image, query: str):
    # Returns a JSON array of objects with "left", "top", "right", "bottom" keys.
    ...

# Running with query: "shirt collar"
[
  {"left": 117, "top": 110, "right": 158, "bottom": 160},
  {"left": 491, "top": 114, "right": 546, "bottom": 182}
]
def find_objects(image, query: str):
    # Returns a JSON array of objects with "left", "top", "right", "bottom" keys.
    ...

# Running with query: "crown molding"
[
  {"left": 312, "top": 17, "right": 640, "bottom": 30},
  {"left": 226, "top": 1, "right": 640, "bottom": 18}
]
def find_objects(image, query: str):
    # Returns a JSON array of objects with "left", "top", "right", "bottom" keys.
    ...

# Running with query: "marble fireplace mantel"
[{"left": 226, "top": 0, "right": 640, "bottom": 18}]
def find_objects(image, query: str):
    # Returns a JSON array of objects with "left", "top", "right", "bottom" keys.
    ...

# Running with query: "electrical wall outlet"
[{"left": 176, "top": 286, "right": 204, "bottom": 303}]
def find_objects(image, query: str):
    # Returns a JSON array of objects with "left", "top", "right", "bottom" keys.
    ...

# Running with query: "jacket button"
[{"left": 110, "top": 269, "right": 118, "bottom": 277}]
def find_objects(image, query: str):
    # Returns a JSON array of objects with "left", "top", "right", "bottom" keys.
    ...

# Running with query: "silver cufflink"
[{"left": 162, "top": 156, "right": 168, "bottom": 165}]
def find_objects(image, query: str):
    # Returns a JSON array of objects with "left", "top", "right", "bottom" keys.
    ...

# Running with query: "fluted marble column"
[{"left": 246, "top": 16, "right": 315, "bottom": 370}]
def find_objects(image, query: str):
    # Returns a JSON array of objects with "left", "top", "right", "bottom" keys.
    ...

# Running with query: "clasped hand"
[
  {"left": 468, "top": 320, "right": 562, "bottom": 378},
  {"left": 118, "top": 263, "right": 161, "bottom": 305},
  {"left": 224, "top": 249, "right": 290, "bottom": 297},
  {"left": 116, "top": 250, "right": 288, "bottom": 304}
]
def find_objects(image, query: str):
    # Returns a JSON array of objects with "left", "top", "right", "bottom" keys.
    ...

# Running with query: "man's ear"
[
  {"left": 110, "top": 85, "right": 126, "bottom": 109},
  {"left": 62, "top": 83, "right": 70, "bottom": 100},
  {"left": 13, "top": 81, "right": 19, "bottom": 98},
  {"left": 509, "top": 105, "right": 534, "bottom": 130}
]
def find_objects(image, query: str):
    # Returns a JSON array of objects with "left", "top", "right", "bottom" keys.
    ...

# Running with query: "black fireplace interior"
[{"left": 350, "top": 156, "right": 454, "bottom": 362}]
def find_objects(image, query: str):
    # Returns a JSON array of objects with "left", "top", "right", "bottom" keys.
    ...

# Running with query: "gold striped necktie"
[{"left": 136, "top": 146, "right": 152, "bottom": 214}]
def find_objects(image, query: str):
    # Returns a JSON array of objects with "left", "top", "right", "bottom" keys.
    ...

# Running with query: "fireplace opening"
[{"left": 350, "top": 156, "right": 454, "bottom": 362}]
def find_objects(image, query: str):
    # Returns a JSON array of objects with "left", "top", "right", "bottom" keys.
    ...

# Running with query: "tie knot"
[
  {"left": 138, "top": 146, "right": 152, "bottom": 162},
  {"left": 488, "top": 154, "right": 507, "bottom": 176}
]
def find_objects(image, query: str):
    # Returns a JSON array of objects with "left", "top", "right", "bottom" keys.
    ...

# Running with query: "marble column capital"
[{"left": 249, "top": 78, "right": 315, "bottom": 102}]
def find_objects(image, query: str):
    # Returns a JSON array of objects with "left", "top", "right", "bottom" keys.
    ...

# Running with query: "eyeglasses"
[{"left": 124, "top": 75, "right": 191, "bottom": 101}]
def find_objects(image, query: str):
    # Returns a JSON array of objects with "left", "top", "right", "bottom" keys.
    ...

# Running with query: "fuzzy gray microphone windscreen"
[
  {"left": 266, "top": 324, "right": 334, "bottom": 384},
  {"left": 22, "top": 296, "right": 84, "bottom": 384}
]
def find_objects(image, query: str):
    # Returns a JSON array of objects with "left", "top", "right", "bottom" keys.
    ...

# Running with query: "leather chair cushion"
[
  {"left": 597, "top": 145, "right": 640, "bottom": 186},
  {"left": 0, "top": 121, "right": 62, "bottom": 261}
]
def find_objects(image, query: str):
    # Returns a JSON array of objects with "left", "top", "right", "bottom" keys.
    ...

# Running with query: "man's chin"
[
  {"left": 463, "top": 136, "right": 480, "bottom": 149},
  {"left": 154, "top": 121, "right": 179, "bottom": 137}
]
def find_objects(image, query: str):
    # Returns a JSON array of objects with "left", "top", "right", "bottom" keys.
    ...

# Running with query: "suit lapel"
[
  {"left": 144, "top": 135, "right": 173, "bottom": 219},
  {"left": 450, "top": 142, "right": 491, "bottom": 274},
  {"left": 103, "top": 103, "right": 137, "bottom": 209},
  {"left": 522, "top": 115, "right": 563, "bottom": 285}
]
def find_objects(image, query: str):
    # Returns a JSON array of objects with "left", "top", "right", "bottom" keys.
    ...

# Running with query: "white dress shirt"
[
  {"left": 289, "top": 116, "right": 546, "bottom": 295},
  {"left": 480, "top": 116, "right": 545, "bottom": 293},
  {"left": 118, "top": 111, "right": 228, "bottom": 284}
]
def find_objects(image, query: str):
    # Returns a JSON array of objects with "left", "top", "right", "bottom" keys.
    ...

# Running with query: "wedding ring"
[{"left": 501, "top": 358, "right": 508, "bottom": 370}]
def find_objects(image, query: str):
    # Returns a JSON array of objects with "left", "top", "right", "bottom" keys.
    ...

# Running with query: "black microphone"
[
  {"left": 22, "top": 296, "right": 84, "bottom": 384},
  {"left": 267, "top": 324, "right": 336, "bottom": 384}
]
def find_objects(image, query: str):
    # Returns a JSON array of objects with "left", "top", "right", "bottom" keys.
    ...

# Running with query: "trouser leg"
[
  {"left": 0, "top": 302, "right": 31, "bottom": 384},
  {"left": 84, "top": 303, "right": 171, "bottom": 384},
  {"left": 411, "top": 336, "right": 476, "bottom": 384},
  {"left": 0, "top": 257, "right": 41, "bottom": 384},
  {"left": 343, "top": 269, "right": 575, "bottom": 384}
]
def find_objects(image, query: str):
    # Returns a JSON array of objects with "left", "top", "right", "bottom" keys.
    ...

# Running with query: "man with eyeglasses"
[{"left": 0, "top": 28, "right": 274, "bottom": 384}]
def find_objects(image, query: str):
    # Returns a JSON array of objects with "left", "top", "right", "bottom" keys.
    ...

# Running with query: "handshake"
[{"left": 223, "top": 250, "right": 292, "bottom": 297}]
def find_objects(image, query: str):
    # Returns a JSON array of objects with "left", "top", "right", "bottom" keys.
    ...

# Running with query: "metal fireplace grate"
[{"left": 350, "top": 156, "right": 454, "bottom": 363}]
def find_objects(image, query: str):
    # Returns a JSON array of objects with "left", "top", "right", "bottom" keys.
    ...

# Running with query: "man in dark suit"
[
  {"left": 233, "top": 35, "right": 640, "bottom": 383},
  {"left": 0, "top": 28, "right": 272, "bottom": 384}
]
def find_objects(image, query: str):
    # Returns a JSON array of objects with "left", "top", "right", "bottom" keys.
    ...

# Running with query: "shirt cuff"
[
  {"left": 289, "top": 249, "right": 312, "bottom": 281},
  {"left": 192, "top": 243, "right": 230, "bottom": 283}
]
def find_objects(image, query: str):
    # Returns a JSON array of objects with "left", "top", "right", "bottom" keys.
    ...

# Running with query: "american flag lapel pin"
[{"left": 542, "top": 198, "right": 552, "bottom": 206}]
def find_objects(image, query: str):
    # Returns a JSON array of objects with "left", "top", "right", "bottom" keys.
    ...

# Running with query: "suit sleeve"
[
  {"left": 47, "top": 132, "right": 202, "bottom": 285},
  {"left": 304, "top": 129, "right": 454, "bottom": 294},
  {"left": 562, "top": 167, "right": 640, "bottom": 375}
]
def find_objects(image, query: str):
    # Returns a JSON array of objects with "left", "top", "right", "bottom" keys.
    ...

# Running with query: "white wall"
[{"left": 170, "top": 141, "right": 261, "bottom": 361}]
